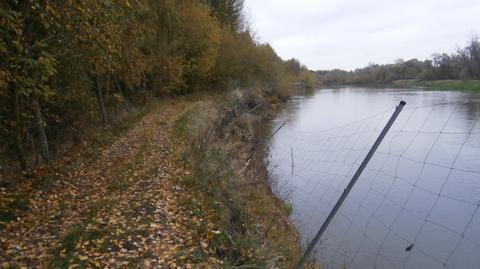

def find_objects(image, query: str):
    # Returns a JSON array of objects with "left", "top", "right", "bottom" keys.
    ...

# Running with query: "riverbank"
[
  {"left": 174, "top": 89, "right": 318, "bottom": 268},
  {"left": 0, "top": 90, "right": 318, "bottom": 268},
  {"left": 390, "top": 79, "right": 480, "bottom": 91},
  {"left": 321, "top": 79, "right": 480, "bottom": 91}
]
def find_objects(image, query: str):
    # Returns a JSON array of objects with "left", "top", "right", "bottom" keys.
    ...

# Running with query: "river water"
[{"left": 267, "top": 87, "right": 480, "bottom": 269}]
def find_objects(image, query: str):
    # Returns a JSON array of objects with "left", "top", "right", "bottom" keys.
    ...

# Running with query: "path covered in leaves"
[{"left": 0, "top": 100, "right": 217, "bottom": 268}]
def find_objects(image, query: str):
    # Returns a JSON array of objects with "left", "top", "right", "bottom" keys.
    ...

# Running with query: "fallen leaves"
[
  {"left": 0, "top": 101, "right": 218, "bottom": 268},
  {"left": 78, "top": 255, "right": 88, "bottom": 261}
]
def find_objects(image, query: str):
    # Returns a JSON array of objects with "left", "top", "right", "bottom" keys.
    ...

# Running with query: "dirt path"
[{"left": 0, "top": 99, "right": 215, "bottom": 268}]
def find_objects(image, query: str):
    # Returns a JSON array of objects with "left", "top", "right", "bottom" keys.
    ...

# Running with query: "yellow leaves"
[
  {"left": 78, "top": 255, "right": 88, "bottom": 261},
  {"left": 0, "top": 70, "right": 9, "bottom": 90},
  {"left": 0, "top": 0, "right": 305, "bottom": 267},
  {"left": 112, "top": 93, "right": 124, "bottom": 103},
  {"left": 150, "top": 222, "right": 161, "bottom": 229},
  {"left": 167, "top": 260, "right": 177, "bottom": 268},
  {"left": 178, "top": 3, "right": 222, "bottom": 79},
  {"left": 37, "top": 55, "right": 58, "bottom": 78}
]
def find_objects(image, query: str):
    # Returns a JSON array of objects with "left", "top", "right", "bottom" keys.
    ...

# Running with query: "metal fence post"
[
  {"left": 291, "top": 147, "right": 295, "bottom": 175},
  {"left": 295, "top": 100, "right": 406, "bottom": 269}
]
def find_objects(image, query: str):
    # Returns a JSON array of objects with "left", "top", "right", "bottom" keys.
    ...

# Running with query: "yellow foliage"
[
  {"left": 178, "top": 3, "right": 221, "bottom": 83},
  {"left": 0, "top": 0, "right": 311, "bottom": 168}
]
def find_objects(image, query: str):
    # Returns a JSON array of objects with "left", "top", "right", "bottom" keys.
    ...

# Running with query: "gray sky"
[{"left": 244, "top": 0, "right": 480, "bottom": 70}]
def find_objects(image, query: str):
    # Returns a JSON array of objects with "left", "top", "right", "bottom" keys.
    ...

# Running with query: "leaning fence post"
[{"left": 295, "top": 100, "right": 406, "bottom": 269}]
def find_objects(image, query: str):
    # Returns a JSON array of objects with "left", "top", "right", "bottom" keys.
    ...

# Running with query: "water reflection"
[{"left": 267, "top": 87, "right": 480, "bottom": 269}]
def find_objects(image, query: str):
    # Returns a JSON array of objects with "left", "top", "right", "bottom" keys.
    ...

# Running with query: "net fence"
[{"left": 267, "top": 100, "right": 480, "bottom": 269}]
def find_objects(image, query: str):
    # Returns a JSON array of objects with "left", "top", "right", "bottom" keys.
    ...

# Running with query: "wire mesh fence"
[{"left": 267, "top": 100, "right": 480, "bottom": 269}]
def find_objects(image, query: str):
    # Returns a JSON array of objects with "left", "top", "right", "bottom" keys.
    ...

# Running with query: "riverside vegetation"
[
  {"left": 174, "top": 90, "right": 319, "bottom": 268},
  {"left": 0, "top": 0, "right": 319, "bottom": 268},
  {"left": 317, "top": 36, "right": 480, "bottom": 91},
  {"left": 0, "top": 0, "right": 317, "bottom": 170}
]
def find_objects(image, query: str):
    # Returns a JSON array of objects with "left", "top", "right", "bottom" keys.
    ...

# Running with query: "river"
[{"left": 267, "top": 87, "right": 480, "bottom": 269}]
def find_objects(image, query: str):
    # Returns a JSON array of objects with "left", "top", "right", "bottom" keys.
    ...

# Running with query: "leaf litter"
[{"left": 0, "top": 100, "right": 219, "bottom": 268}]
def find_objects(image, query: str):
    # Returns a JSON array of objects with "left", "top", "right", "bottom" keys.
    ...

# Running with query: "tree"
[
  {"left": 457, "top": 36, "right": 480, "bottom": 79},
  {"left": 208, "top": 0, "right": 245, "bottom": 32},
  {"left": 177, "top": 2, "right": 221, "bottom": 91},
  {"left": 1, "top": 0, "right": 303, "bottom": 170},
  {"left": 285, "top": 58, "right": 302, "bottom": 76}
]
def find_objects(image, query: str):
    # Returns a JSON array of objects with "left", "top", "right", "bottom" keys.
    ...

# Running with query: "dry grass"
[{"left": 175, "top": 89, "right": 320, "bottom": 268}]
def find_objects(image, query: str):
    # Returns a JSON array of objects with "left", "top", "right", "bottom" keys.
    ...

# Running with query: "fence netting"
[{"left": 267, "top": 100, "right": 480, "bottom": 269}]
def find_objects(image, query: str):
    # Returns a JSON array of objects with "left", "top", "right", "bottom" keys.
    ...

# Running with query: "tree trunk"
[
  {"left": 29, "top": 133, "right": 40, "bottom": 166},
  {"left": 32, "top": 96, "right": 50, "bottom": 163},
  {"left": 114, "top": 77, "right": 132, "bottom": 114},
  {"left": 95, "top": 76, "right": 108, "bottom": 129},
  {"left": 105, "top": 75, "right": 112, "bottom": 98},
  {"left": 14, "top": 88, "right": 27, "bottom": 170}
]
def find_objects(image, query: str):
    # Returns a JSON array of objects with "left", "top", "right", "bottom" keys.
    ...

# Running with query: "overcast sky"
[{"left": 244, "top": 0, "right": 480, "bottom": 70}]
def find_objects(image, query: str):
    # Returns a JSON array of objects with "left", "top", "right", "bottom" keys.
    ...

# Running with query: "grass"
[
  {"left": 391, "top": 79, "right": 480, "bottom": 91},
  {"left": 50, "top": 224, "right": 86, "bottom": 268},
  {"left": 174, "top": 90, "right": 319, "bottom": 268},
  {"left": 0, "top": 98, "right": 162, "bottom": 230},
  {"left": 49, "top": 197, "right": 113, "bottom": 268},
  {"left": 0, "top": 195, "right": 29, "bottom": 231},
  {"left": 50, "top": 224, "right": 109, "bottom": 269},
  {"left": 2, "top": 91, "right": 314, "bottom": 268}
]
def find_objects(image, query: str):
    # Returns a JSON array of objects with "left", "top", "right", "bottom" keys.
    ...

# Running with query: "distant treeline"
[
  {"left": 0, "top": 0, "right": 317, "bottom": 169},
  {"left": 317, "top": 36, "right": 480, "bottom": 85}
]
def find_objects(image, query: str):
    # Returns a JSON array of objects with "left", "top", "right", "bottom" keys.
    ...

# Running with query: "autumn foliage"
[{"left": 0, "top": 0, "right": 312, "bottom": 170}]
